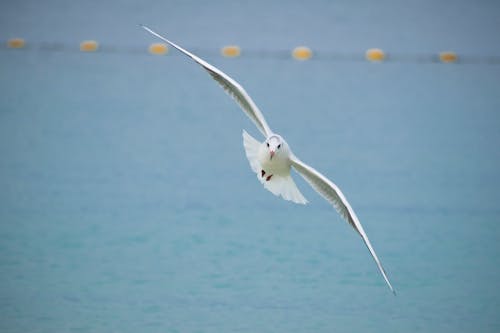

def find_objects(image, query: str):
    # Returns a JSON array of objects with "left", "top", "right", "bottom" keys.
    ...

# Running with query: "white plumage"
[{"left": 142, "top": 25, "right": 395, "bottom": 294}]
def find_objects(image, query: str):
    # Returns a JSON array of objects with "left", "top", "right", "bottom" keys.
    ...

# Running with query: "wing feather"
[
  {"left": 291, "top": 155, "right": 395, "bottom": 294},
  {"left": 141, "top": 25, "right": 272, "bottom": 138}
]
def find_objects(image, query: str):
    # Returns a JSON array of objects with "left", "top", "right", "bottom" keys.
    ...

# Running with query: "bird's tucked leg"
[{"left": 261, "top": 169, "right": 273, "bottom": 181}]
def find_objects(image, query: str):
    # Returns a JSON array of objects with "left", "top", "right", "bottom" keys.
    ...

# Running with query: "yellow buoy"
[
  {"left": 365, "top": 48, "right": 385, "bottom": 62},
  {"left": 80, "top": 40, "right": 99, "bottom": 52},
  {"left": 149, "top": 43, "right": 168, "bottom": 55},
  {"left": 439, "top": 51, "right": 458, "bottom": 63},
  {"left": 221, "top": 45, "right": 241, "bottom": 58},
  {"left": 7, "top": 38, "right": 25, "bottom": 48},
  {"left": 292, "top": 46, "right": 312, "bottom": 60}
]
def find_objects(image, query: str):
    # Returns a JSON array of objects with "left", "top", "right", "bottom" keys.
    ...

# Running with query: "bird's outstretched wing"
[
  {"left": 291, "top": 155, "right": 395, "bottom": 294},
  {"left": 141, "top": 25, "right": 273, "bottom": 138}
]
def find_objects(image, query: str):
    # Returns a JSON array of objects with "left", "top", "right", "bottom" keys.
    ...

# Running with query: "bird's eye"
[
  {"left": 266, "top": 142, "right": 269, "bottom": 147},
  {"left": 277, "top": 144, "right": 281, "bottom": 149}
]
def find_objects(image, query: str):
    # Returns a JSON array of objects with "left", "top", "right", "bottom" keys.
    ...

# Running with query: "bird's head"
[{"left": 265, "top": 134, "right": 287, "bottom": 160}]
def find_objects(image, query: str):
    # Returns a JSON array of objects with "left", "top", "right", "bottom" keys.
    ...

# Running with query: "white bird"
[{"left": 141, "top": 25, "right": 395, "bottom": 294}]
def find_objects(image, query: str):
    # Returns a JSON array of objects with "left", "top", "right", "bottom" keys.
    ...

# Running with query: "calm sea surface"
[{"left": 1, "top": 1, "right": 500, "bottom": 332}]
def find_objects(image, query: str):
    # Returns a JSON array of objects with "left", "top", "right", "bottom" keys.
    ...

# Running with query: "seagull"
[{"left": 141, "top": 25, "right": 395, "bottom": 294}]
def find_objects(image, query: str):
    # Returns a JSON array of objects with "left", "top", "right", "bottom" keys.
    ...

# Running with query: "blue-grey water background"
[{"left": 1, "top": 1, "right": 500, "bottom": 332}]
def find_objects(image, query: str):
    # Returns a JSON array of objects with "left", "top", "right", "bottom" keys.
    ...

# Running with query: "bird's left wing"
[
  {"left": 290, "top": 155, "right": 395, "bottom": 294},
  {"left": 141, "top": 25, "right": 273, "bottom": 138}
]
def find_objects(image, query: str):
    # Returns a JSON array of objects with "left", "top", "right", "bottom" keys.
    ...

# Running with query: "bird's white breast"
[{"left": 257, "top": 143, "right": 292, "bottom": 176}]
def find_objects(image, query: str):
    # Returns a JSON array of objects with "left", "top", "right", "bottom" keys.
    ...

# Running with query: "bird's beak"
[{"left": 269, "top": 150, "right": 275, "bottom": 160}]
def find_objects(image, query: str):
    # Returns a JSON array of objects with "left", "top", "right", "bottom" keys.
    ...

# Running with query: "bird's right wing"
[
  {"left": 291, "top": 155, "right": 395, "bottom": 294},
  {"left": 141, "top": 25, "right": 273, "bottom": 138}
]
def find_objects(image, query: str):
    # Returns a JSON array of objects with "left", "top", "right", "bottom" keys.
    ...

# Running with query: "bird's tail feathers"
[
  {"left": 242, "top": 130, "right": 261, "bottom": 173},
  {"left": 263, "top": 174, "right": 308, "bottom": 205}
]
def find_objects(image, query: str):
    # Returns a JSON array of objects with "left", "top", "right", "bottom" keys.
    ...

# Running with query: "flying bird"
[{"left": 141, "top": 25, "right": 395, "bottom": 294}]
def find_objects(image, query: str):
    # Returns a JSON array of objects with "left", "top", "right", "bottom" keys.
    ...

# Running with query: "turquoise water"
[{"left": 2, "top": 1, "right": 500, "bottom": 332}]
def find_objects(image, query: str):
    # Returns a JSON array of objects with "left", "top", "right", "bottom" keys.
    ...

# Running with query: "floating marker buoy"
[
  {"left": 7, "top": 38, "right": 25, "bottom": 48},
  {"left": 366, "top": 48, "right": 385, "bottom": 62},
  {"left": 439, "top": 51, "right": 458, "bottom": 63},
  {"left": 221, "top": 45, "right": 241, "bottom": 57},
  {"left": 292, "top": 46, "right": 312, "bottom": 60},
  {"left": 80, "top": 40, "right": 99, "bottom": 52},
  {"left": 149, "top": 43, "right": 168, "bottom": 55},
  {"left": 1, "top": 36, "right": 473, "bottom": 65}
]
